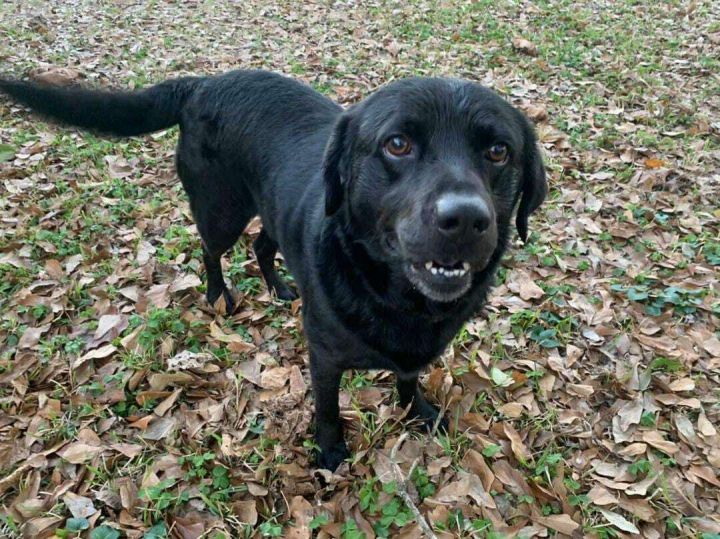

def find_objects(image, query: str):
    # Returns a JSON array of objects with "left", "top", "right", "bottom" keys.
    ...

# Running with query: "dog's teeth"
[
  {"left": 462, "top": 262, "right": 471, "bottom": 271},
  {"left": 430, "top": 267, "right": 438, "bottom": 275},
  {"left": 425, "top": 261, "right": 433, "bottom": 270}
]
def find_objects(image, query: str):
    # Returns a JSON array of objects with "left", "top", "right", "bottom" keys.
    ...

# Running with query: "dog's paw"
[
  {"left": 316, "top": 441, "right": 350, "bottom": 471},
  {"left": 409, "top": 402, "right": 449, "bottom": 433},
  {"left": 274, "top": 284, "right": 298, "bottom": 301},
  {"left": 208, "top": 287, "right": 237, "bottom": 315}
]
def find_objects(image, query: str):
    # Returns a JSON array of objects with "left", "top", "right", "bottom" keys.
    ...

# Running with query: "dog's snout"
[{"left": 435, "top": 193, "right": 492, "bottom": 238}]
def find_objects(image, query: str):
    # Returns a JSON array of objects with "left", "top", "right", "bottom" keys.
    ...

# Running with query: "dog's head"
[{"left": 323, "top": 78, "right": 547, "bottom": 303}]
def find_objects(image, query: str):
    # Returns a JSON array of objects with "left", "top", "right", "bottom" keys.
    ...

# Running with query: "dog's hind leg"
[
  {"left": 253, "top": 229, "right": 298, "bottom": 301},
  {"left": 196, "top": 207, "right": 254, "bottom": 314}
]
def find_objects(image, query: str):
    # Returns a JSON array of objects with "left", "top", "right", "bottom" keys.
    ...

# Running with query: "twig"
[{"left": 390, "top": 433, "right": 438, "bottom": 539}]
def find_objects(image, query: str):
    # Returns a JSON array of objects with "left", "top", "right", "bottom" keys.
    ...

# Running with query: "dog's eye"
[
  {"left": 486, "top": 144, "right": 509, "bottom": 164},
  {"left": 384, "top": 135, "right": 413, "bottom": 157}
]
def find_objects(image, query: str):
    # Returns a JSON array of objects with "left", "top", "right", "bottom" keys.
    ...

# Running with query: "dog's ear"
[
  {"left": 516, "top": 122, "right": 548, "bottom": 242},
  {"left": 323, "top": 113, "right": 353, "bottom": 216}
]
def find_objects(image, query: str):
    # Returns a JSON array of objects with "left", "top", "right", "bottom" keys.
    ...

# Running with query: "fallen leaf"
[
  {"left": 512, "top": 37, "right": 538, "bottom": 56},
  {"left": 260, "top": 366, "right": 291, "bottom": 389},
  {"left": 140, "top": 417, "right": 177, "bottom": 441},
  {"left": 534, "top": 514, "right": 580, "bottom": 535},
  {"left": 644, "top": 157, "right": 665, "bottom": 169},
  {"left": 63, "top": 492, "right": 97, "bottom": 519},
  {"left": 18, "top": 324, "right": 51, "bottom": 349},
  {"left": 642, "top": 430, "right": 679, "bottom": 454},
  {"left": 73, "top": 344, "right": 117, "bottom": 368},
  {"left": 598, "top": 508, "right": 640, "bottom": 534},
  {"left": 58, "top": 442, "right": 104, "bottom": 464}
]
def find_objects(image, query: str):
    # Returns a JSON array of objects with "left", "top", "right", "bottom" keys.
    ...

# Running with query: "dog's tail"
[{"left": 0, "top": 76, "right": 201, "bottom": 136}]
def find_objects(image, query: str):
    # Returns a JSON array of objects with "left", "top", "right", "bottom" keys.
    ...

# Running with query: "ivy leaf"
[
  {"left": 144, "top": 522, "right": 167, "bottom": 539},
  {"left": 66, "top": 518, "right": 90, "bottom": 532},
  {"left": 91, "top": 526, "right": 122, "bottom": 539}
]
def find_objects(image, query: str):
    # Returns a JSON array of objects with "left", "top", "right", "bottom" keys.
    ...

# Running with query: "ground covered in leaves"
[{"left": 1, "top": 1, "right": 719, "bottom": 538}]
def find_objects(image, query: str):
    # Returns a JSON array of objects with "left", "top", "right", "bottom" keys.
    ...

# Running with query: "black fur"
[{"left": 0, "top": 70, "right": 546, "bottom": 470}]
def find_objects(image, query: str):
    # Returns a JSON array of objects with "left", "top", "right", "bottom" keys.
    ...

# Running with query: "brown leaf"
[
  {"left": 63, "top": 491, "right": 97, "bottom": 519},
  {"left": 93, "top": 314, "right": 129, "bottom": 342},
  {"left": 129, "top": 415, "right": 154, "bottom": 430},
  {"left": 566, "top": 383, "right": 594, "bottom": 396},
  {"left": 498, "top": 402, "right": 524, "bottom": 418},
  {"left": 432, "top": 476, "right": 470, "bottom": 503},
  {"left": 661, "top": 474, "right": 701, "bottom": 516},
  {"left": 697, "top": 412, "right": 717, "bottom": 437},
  {"left": 461, "top": 449, "right": 495, "bottom": 491},
  {"left": 29, "top": 67, "right": 83, "bottom": 86},
  {"left": 625, "top": 473, "right": 657, "bottom": 496},
  {"left": 148, "top": 372, "right": 194, "bottom": 391},
  {"left": 169, "top": 273, "right": 202, "bottom": 293},
  {"left": 512, "top": 37, "right": 538, "bottom": 56},
  {"left": 687, "top": 465, "right": 720, "bottom": 487},
  {"left": 110, "top": 443, "right": 143, "bottom": 459},
  {"left": 146, "top": 283, "right": 171, "bottom": 308},
  {"left": 233, "top": 499, "right": 258, "bottom": 525},
  {"left": 492, "top": 459, "right": 532, "bottom": 496},
  {"left": 524, "top": 104, "right": 548, "bottom": 122},
  {"left": 641, "top": 430, "right": 679, "bottom": 454},
  {"left": 618, "top": 442, "right": 647, "bottom": 457},
  {"left": 23, "top": 516, "right": 64, "bottom": 537},
  {"left": 702, "top": 336, "right": 720, "bottom": 357},
  {"left": 260, "top": 366, "right": 291, "bottom": 389},
  {"left": 118, "top": 477, "right": 138, "bottom": 511},
  {"left": 154, "top": 388, "right": 182, "bottom": 416},
  {"left": 44, "top": 258, "right": 64, "bottom": 279},
  {"left": 140, "top": 416, "right": 176, "bottom": 441},
  {"left": 613, "top": 398, "right": 643, "bottom": 442},
  {"left": 172, "top": 515, "right": 206, "bottom": 539},
  {"left": 289, "top": 495, "right": 314, "bottom": 523},
  {"left": 668, "top": 377, "right": 695, "bottom": 392},
  {"left": 644, "top": 157, "right": 665, "bottom": 169},
  {"left": 587, "top": 485, "right": 616, "bottom": 505},
  {"left": 73, "top": 344, "right": 117, "bottom": 368},
  {"left": 503, "top": 423, "right": 532, "bottom": 464},
  {"left": 58, "top": 442, "right": 104, "bottom": 464},
  {"left": 534, "top": 514, "right": 580, "bottom": 535},
  {"left": 507, "top": 270, "right": 544, "bottom": 300},
  {"left": 18, "top": 324, "right": 51, "bottom": 349}
]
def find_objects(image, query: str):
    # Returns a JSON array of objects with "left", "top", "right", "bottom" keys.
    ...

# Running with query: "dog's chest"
[{"left": 350, "top": 311, "right": 464, "bottom": 372}]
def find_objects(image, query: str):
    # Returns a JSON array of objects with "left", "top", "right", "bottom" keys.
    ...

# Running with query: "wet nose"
[{"left": 435, "top": 193, "right": 492, "bottom": 238}]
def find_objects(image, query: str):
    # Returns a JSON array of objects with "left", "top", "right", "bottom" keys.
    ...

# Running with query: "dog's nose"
[{"left": 435, "top": 194, "right": 492, "bottom": 238}]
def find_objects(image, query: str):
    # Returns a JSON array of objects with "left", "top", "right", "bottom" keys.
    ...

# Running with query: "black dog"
[{"left": 0, "top": 70, "right": 546, "bottom": 470}]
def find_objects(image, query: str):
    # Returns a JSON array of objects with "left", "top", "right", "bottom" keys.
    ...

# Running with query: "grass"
[{"left": 0, "top": 0, "right": 719, "bottom": 537}]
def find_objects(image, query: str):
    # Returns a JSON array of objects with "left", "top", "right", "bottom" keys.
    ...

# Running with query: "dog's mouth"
[
  {"left": 404, "top": 259, "right": 474, "bottom": 302},
  {"left": 411, "top": 260, "right": 471, "bottom": 278}
]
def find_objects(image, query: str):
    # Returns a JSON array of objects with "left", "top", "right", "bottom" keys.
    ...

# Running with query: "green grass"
[{"left": 0, "top": 0, "right": 717, "bottom": 536}]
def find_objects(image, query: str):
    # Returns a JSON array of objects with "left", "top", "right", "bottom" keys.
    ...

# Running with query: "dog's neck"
[{"left": 314, "top": 214, "right": 507, "bottom": 366}]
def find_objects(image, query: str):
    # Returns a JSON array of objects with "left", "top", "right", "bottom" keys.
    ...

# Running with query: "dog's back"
[{"left": 0, "top": 69, "right": 342, "bottom": 253}]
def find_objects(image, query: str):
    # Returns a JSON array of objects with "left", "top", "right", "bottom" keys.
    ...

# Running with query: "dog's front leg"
[
  {"left": 396, "top": 371, "right": 449, "bottom": 432},
  {"left": 310, "top": 352, "right": 349, "bottom": 471}
]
